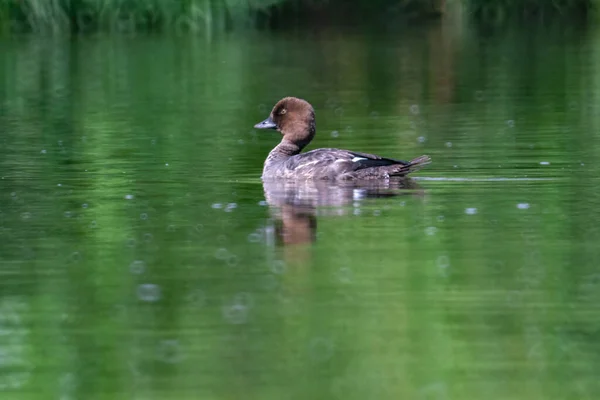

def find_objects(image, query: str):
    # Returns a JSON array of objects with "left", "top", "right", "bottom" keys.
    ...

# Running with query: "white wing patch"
[{"left": 352, "top": 157, "right": 367, "bottom": 162}]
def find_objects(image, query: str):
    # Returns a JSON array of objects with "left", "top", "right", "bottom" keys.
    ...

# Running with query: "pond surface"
[{"left": 1, "top": 22, "right": 600, "bottom": 399}]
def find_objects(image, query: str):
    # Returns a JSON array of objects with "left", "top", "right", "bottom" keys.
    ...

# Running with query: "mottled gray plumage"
[{"left": 255, "top": 97, "right": 430, "bottom": 181}]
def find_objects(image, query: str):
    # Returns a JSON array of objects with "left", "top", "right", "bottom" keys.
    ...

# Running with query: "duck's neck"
[
  {"left": 269, "top": 139, "right": 303, "bottom": 159},
  {"left": 263, "top": 139, "right": 303, "bottom": 174}
]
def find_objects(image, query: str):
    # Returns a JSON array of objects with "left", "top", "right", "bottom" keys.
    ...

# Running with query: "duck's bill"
[{"left": 254, "top": 117, "right": 277, "bottom": 130}]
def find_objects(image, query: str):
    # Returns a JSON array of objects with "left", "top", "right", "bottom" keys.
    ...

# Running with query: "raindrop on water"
[
  {"left": 215, "top": 248, "right": 229, "bottom": 260},
  {"left": 425, "top": 226, "right": 437, "bottom": 236},
  {"left": 156, "top": 340, "right": 183, "bottom": 364},
  {"left": 226, "top": 255, "right": 238, "bottom": 267},
  {"left": 247, "top": 232, "right": 261, "bottom": 243},
  {"left": 129, "top": 260, "right": 146, "bottom": 274},
  {"left": 309, "top": 337, "right": 334, "bottom": 363},
  {"left": 437, "top": 255, "right": 450, "bottom": 269},
  {"left": 137, "top": 284, "right": 161, "bottom": 302},
  {"left": 271, "top": 260, "right": 286, "bottom": 274},
  {"left": 336, "top": 267, "right": 353, "bottom": 284}
]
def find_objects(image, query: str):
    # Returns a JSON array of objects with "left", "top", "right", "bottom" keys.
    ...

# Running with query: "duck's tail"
[
  {"left": 387, "top": 155, "right": 430, "bottom": 177},
  {"left": 406, "top": 155, "right": 431, "bottom": 173}
]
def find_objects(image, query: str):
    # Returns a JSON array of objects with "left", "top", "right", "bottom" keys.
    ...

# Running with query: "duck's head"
[{"left": 254, "top": 97, "right": 316, "bottom": 148}]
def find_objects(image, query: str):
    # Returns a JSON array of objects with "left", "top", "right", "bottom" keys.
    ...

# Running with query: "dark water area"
[{"left": 1, "top": 20, "right": 600, "bottom": 399}]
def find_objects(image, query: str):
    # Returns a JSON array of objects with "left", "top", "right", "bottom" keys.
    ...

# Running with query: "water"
[{"left": 1, "top": 22, "right": 600, "bottom": 399}]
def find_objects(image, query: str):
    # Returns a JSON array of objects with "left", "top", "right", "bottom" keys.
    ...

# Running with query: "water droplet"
[
  {"left": 258, "top": 200, "right": 267, "bottom": 206},
  {"left": 156, "top": 340, "right": 183, "bottom": 364},
  {"left": 70, "top": 252, "right": 81, "bottom": 262},
  {"left": 129, "top": 260, "right": 146, "bottom": 274},
  {"left": 40, "top": 149, "right": 47, "bottom": 154},
  {"left": 410, "top": 104, "right": 420, "bottom": 115},
  {"left": 81, "top": 203, "right": 88, "bottom": 209},
  {"left": 226, "top": 255, "right": 238, "bottom": 267},
  {"left": 271, "top": 260, "right": 286, "bottom": 274},
  {"left": 437, "top": 215, "right": 445, "bottom": 222},
  {"left": 373, "top": 209, "right": 381, "bottom": 216},
  {"left": 369, "top": 111, "right": 379, "bottom": 119},
  {"left": 540, "top": 161, "right": 550, "bottom": 166},
  {"left": 475, "top": 90, "right": 485, "bottom": 101},
  {"left": 124, "top": 194, "right": 134, "bottom": 200},
  {"left": 212, "top": 203, "right": 223, "bottom": 209},
  {"left": 425, "top": 226, "right": 437, "bottom": 236},
  {"left": 517, "top": 203, "right": 530, "bottom": 210},
  {"left": 58, "top": 140, "right": 63, "bottom": 146},
  {"left": 334, "top": 107, "right": 344, "bottom": 116},
  {"left": 417, "top": 136, "right": 426, "bottom": 143},
  {"left": 309, "top": 337, "right": 334, "bottom": 363},
  {"left": 445, "top": 142, "right": 453, "bottom": 148},
  {"left": 57, "top": 183, "right": 62, "bottom": 187},
  {"left": 465, "top": 208, "right": 478, "bottom": 215},
  {"left": 215, "top": 248, "right": 229, "bottom": 260},
  {"left": 195, "top": 224, "right": 204, "bottom": 232},
  {"left": 126, "top": 237, "right": 136, "bottom": 248},
  {"left": 64, "top": 211, "right": 73, "bottom": 218},
  {"left": 234, "top": 292, "right": 254, "bottom": 307},
  {"left": 437, "top": 255, "right": 450, "bottom": 269},
  {"left": 20, "top": 212, "right": 31, "bottom": 220},
  {"left": 140, "top": 213, "right": 148, "bottom": 220},
  {"left": 336, "top": 267, "right": 353, "bottom": 284},
  {"left": 143, "top": 233, "right": 153, "bottom": 243},
  {"left": 506, "top": 120, "right": 515, "bottom": 128},
  {"left": 247, "top": 232, "right": 261, "bottom": 243},
  {"left": 224, "top": 203, "right": 237, "bottom": 212},
  {"left": 331, "top": 130, "right": 339, "bottom": 138},
  {"left": 186, "top": 289, "right": 206, "bottom": 307},
  {"left": 137, "top": 284, "right": 161, "bottom": 302},
  {"left": 10, "top": 192, "right": 16, "bottom": 197},
  {"left": 90, "top": 220, "right": 97, "bottom": 228},
  {"left": 260, "top": 275, "right": 279, "bottom": 291},
  {"left": 165, "top": 163, "right": 169, "bottom": 167}
]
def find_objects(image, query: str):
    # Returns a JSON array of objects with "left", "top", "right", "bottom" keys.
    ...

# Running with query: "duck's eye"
[{"left": 279, "top": 109, "right": 287, "bottom": 115}]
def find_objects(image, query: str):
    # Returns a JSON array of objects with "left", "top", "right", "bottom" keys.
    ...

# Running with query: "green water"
[{"left": 1, "top": 23, "right": 600, "bottom": 399}]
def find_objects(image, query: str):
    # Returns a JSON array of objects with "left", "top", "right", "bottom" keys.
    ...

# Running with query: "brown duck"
[{"left": 254, "top": 97, "right": 430, "bottom": 180}]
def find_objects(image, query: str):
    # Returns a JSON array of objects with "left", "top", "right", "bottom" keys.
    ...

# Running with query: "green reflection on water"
[{"left": 1, "top": 23, "right": 600, "bottom": 399}]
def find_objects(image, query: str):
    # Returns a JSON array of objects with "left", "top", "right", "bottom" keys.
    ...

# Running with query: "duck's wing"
[
  {"left": 285, "top": 148, "right": 410, "bottom": 173},
  {"left": 346, "top": 150, "right": 411, "bottom": 169}
]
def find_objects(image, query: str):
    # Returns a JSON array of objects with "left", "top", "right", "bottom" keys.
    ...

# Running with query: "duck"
[{"left": 254, "top": 97, "right": 431, "bottom": 180}]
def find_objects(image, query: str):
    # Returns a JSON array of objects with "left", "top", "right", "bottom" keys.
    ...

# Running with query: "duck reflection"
[{"left": 263, "top": 178, "right": 424, "bottom": 248}]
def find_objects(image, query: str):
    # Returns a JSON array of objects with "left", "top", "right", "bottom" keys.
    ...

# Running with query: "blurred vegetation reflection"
[
  {"left": 1, "top": 6, "right": 600, "bottom": 400},
  {"left": 0, "top": 0, "right": 598, "bottom": 33}
]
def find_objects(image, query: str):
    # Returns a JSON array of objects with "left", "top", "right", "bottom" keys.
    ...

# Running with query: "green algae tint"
[{"left": 1, "top": 24, "right": 600, "bottom": 400}]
